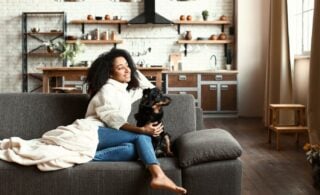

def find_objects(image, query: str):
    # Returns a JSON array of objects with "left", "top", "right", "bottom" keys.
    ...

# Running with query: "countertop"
[{"left": 162, "top": 70, "right": 239, "bottom": 74}]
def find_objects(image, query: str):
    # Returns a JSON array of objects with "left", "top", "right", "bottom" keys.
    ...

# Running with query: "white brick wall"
[{"left": 0, "top": 0, "right": 234, "bottom": 92}]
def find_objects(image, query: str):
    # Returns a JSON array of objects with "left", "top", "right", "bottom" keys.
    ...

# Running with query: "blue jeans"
[{"left": 94, "top": 126, "right": 159, "bottom": 165}]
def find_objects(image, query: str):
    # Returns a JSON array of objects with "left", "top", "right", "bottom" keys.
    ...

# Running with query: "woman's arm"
[
  {"left": 130, "top": 70, "right": 155, "bottom": 103},
  {"left": 136, "top": 70, "right": 155, "bottom": 89},
  {"left": 120, "top": 122, "right": 164, "bottom": 137}
]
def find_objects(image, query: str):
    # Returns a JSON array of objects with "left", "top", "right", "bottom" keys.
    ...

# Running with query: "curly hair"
[{"left": 85, "top": 48, "right": 140, "bottom": 98}]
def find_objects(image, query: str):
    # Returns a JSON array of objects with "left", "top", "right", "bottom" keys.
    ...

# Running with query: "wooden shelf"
[
  {"left": 174, "top": 20, "right": 231, "bottom": 25},
  {"left": 22, "top": 11, "right": 66, "bottom": 92},
  {"left": 177, "top": 40, "right": 233, "bottom": 44},
  {"left": 26, "top": 52, "right": 61, "bottom": 57},
  {"left": 70, "top": 20, "right": 128, "bottom": 34},
  {"left": 177, "top": 40, "right": 233, "bottom": 56},
  {"left": 26, "top": 32, "right": 64, "bottom": 35},
  {"left": 175, "top": 20, "right": 232, "bottom": 34},
  {"left": 66, "top": 40, "right": 123, "bottom": 44},
  {"left": 70, "top": 20, "right": 128, "bottom": 24}
]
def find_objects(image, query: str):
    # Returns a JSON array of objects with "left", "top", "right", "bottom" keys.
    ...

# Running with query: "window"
[{"left": 291, "top": 0, "right": 314, "bottom": 55}]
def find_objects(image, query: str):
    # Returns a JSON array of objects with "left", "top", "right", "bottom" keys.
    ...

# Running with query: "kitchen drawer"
[
  {"left": 168, "top": 90, "right": 198, "bottom": 99},
  {"left": 167, "top": 74, "right": 197, "bottom": 87},
  {"left": 201, "top": 74, "right": 237, "bottom": 81}
]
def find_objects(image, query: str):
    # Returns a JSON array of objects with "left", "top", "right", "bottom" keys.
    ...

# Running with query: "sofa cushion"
[{"left": 175, "top": 128, "right": 242, "bottom": 168}]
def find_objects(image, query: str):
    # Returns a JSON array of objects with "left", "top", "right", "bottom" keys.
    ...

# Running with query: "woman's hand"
[{"left": 142, "top": 122, "right": 164, "bottom": 137}]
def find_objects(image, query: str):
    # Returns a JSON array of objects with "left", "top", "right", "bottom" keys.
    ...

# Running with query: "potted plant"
[
  {"left": 55, "top": 40, "right": 84, "bottom": 66},
  {"left": 202, "top": 10, "right": 209, "bottom": 21},
  {"left": 304, "top": 143, "right": 320, "bottom": 189}
]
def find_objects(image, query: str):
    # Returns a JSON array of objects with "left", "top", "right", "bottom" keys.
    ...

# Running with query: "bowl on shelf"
[
  {"left": 50, "top": 29, "right": 62, "bottom": 33},
  {"left": 95, "top": 16, "right": 103, "bottom": 20},
  {"left": 66, "top": 35, "right": 77, "bottom": 40},
  {"left": 196, "top": 37, "right": 208, "bottom": 40}
]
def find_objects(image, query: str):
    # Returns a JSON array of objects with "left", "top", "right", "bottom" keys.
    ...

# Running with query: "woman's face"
[{"left": 111, "top": 56, "right": 131, "bottom": 83}]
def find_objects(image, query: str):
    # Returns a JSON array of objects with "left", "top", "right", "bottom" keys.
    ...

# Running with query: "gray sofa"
[{"left": 0, "top": 93, "right": 242, "bottom": 195}]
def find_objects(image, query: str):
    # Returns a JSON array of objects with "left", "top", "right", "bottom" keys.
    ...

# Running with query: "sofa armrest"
[
  {"left": 195, "top": 107, "right": 205, "bottom": 130},
  {"left": 175, "top": 129, "right": 242, "bottom": 168}
]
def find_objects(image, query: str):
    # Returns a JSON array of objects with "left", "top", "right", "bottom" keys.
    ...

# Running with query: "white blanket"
[{"left": 0, "top": 119, "right": 99, "bottom": 171}]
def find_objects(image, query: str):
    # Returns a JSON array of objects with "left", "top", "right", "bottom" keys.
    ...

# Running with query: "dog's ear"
[
  {"left": 143, "top": 88, "right": 151, "bottom": 96},
  {"left": 140, "top": 88, "right": 154, "bottom": 108},
  {"left": 143, "top": 88, "right": 151, "bottom": 98},
  {"left": 161, "top": 96, "right": 171, "bottom": 106}
]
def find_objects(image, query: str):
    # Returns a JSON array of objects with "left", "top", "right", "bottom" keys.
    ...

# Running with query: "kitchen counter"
[
  {"left": 37, "top": 66, "right": 167, "bottom": 93},
  {"left": 162, "top": 70, "right": 239, "bottom": 74}
]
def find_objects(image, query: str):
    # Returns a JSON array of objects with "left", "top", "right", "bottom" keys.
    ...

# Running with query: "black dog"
[{"left": 134, "top": 88, "right": 173, "bottom": 157}]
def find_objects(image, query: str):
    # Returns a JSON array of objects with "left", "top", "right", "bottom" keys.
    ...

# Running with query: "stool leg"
[{"left": 276, "top": 132, "right": 280, "bottom": 150}]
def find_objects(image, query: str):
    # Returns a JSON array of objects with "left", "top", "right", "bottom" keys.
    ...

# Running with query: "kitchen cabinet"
[
  {"left": 201, "top": 73, "right": 237, "bottom": 113},
  {"left": 165, "top": 71, "right": 238, "bottom": 115},
  {"left": 165, "top": 73, "right": 199, "bottom": 105}
]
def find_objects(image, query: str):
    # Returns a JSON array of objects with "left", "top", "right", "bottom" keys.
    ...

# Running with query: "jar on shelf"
[
  {"left": 185, "top": 31, "right": 192, "bottom": 40},
  {"left": 218, "top": 32, "right": 227, "bottom": 40}
]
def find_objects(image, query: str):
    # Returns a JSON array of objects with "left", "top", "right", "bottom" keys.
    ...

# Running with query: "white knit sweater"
[{"left": 85, "top": 71, "right": 154, "bottom": 129}]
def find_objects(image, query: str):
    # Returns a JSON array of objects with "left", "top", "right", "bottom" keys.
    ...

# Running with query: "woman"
[{"left": 85, "top": 48, "right": 187, "bottom": 194}]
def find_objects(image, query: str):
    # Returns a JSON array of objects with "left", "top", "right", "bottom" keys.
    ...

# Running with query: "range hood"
[{"left": 128, "top": 0, "right": 173, "bottom": 24}]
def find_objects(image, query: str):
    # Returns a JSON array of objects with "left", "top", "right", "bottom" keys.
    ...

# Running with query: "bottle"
[
  {"left": 110, "top": 31, "right": 115, "bottom": 40},
  {"left": 106, "top": 30, "right": 109, "bottom": 40},
  {"left": 87, "top": 34, "right": 92, "bottom": 40},
  {"left": 96, "top": 28, "right": 100, "bottom": 40}
]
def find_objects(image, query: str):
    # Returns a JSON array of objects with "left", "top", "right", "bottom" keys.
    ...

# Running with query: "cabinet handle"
[
  {"left": 215, "top": 75, "right": 223, "bottom": 81},
  {"left": 221, "top": 85, "right": 229, "bottom": 90},
  {"left": 179, "top": 91, "right": 187, "bottom": 94},
  {"left": 178, "top": 75, "right": 187, "bottom": 81},
  {"left": 209, "top": 85, "right": 217, "bottom": 90}
]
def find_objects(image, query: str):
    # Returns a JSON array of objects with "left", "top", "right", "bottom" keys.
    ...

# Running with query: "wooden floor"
[{"left": 203, "top": 117, "right": 319, "bottom": 195}]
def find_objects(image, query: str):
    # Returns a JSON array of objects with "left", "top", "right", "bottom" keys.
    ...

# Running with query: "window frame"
[{"left": 295, "top": 0, "right": 314, "bottom": 55}]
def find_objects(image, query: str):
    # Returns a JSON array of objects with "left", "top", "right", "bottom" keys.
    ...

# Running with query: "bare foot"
[{"left": 150, "top": 175, "right": 187, "bottom": 194}]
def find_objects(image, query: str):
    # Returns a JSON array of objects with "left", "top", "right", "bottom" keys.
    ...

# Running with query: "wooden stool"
[{"left": 268, "top": 104, "right": 309, "bottom": 150}]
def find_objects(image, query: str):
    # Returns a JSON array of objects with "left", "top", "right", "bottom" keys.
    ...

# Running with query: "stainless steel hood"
[{"left": 128, "top": 0, "right": 173, "bottom": 24}]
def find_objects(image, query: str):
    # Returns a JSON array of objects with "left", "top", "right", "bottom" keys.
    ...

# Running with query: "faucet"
[{"left": 210, "top": 54, "right": 217, "bottom": 69}]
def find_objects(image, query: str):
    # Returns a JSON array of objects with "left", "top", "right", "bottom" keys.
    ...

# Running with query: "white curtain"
[
  {"left": 308, "top": 0, "right": 320, "bottom": 144},
  {"left": 264, "top": 0, "right": 293, "bottom": 125}
]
